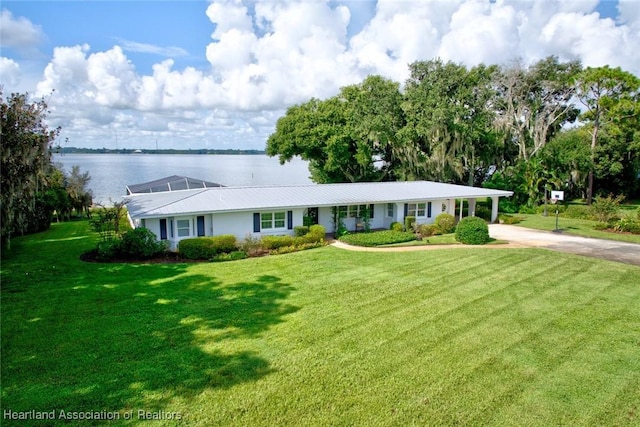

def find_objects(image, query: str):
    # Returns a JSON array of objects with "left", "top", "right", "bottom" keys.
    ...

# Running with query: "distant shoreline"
[{"left": 56, "top": 147, "right": 266, "bottom": 155}]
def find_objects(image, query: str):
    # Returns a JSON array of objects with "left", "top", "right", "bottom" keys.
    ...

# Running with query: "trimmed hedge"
[
  {"left": 455, "top": 217, "right": 490, "bottom": 245},
  {"left": 178, "top": 235, "right": 237, "bottom": 259},
  {"left": 339, "top": 230, "right": 416, "bottom": 247},
  {"left": 261, "top": 235, "right": 295, "bottom": 250},
  {"left": 262, "top": 225, "right": 326, "bottom": 250}
]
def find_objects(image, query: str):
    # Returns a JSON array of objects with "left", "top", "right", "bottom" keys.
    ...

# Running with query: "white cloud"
[
  {"left": 0, "top": 9, "right": 43, "bottom": 51},
  {"left": 0, "top": 57, "right": 21, "bottom": 87},
  {"left": 10, "top": 0, "right": 639, "bottom": 150},
  {"left": 116, "top": 39, "right": 188, "bottom": 57}
]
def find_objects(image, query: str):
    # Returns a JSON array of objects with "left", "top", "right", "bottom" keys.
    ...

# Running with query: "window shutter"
[
  {"left": 253, "top": 213, "right": 260, "bottom": 232},
  {"left": 404, "top": 203, "right": 408, "bottom": 217},
  {"left": 159, "top": 219, "right": 168, "bottom": 240},
  {"left": 369, "top": 204, "right": 374, "bottom": 219},
  {"left": 427, "top": 202, "right": 432, "bottom": 218},
  {"left": 287, "top": 210, "right": 293, "bottom": 229}
]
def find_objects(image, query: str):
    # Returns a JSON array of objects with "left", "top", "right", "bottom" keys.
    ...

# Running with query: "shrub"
[
  {"left": 239, "top": 234, "right": 263, "bottom": 256},
  {"left": 294, "top": 226, "right": 309, "bottom": 237},
  {"left": 339, "top": 230, "right": 415, "bottom": 247},
  {"left": 96, "top": 238, "right": 121, "bottom": 261},
  {"left": 404, "top": 216, "right": 416, "bottom": 232},
  {"left": 613, "top": 209, "right": 640, "bottom": 234},
  {"left": 455, "top": 217, "right": 490, "bottom": 245},
  {"left": 591, "top": 194, "right": 624, "bottom": 223},
  {"left": 417, "top": 224, "right": 439, "bottom": 238},
  {"left": 562, "top": 205, "right": 593, "bottom": 220},
  {"left": 390, "top": 222, "right": 403, "bottom": 232},
  {"left": 434, "top": 213, "right": 456, "bottom": 234},
  {"left": 119, "top": 227, "right": 167, "bottom": 259},
  {"left": 307, "top": 224, "right": 326, "bottom": 242},
  {"left": 178, "top": 235, "right": 237, "bottom": 259},
  {"left": 261, "top": 235, "right": 295, "bottom": 250},
  {"left": 498, "top": 214, "right": 523, "bottom": 225}
]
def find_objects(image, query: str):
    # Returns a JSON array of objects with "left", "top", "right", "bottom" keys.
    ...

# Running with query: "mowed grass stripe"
[{"left": 2, "top": 221, "right": 639, "bottom": 426}]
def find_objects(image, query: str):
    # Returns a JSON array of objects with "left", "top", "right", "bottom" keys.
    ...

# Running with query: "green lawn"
[
  {"left": 2, "top": 221, "right": 639, "bottom": 426},
  {"left": 515, "top": 214, "right": 640, "bottom": 244}
]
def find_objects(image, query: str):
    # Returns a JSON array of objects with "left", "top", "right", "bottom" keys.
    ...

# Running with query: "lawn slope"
[{"left": 1, "top": 221, "right": 639, "bottom": 426}]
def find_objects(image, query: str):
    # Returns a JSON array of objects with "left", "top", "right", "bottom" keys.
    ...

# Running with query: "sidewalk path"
[{"left": 330, "top": 224, "right": 640, "bottom": 266}]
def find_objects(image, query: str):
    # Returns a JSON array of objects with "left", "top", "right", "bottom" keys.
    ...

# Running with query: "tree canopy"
[
  {"left": 1, "top": 90, "right": 93, "bottom": 247},
  {"left": 267, "top": 57, "right": 640, "bottom": 208}
]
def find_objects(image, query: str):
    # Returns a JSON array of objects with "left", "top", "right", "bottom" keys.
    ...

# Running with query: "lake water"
[{"left": 53, "top": 154, "right": 312, "bottom": 204}]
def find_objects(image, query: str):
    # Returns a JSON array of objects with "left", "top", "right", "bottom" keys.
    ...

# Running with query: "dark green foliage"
[
  {"left": 404, "top": 216, "right": 416, "bottom": 232},
  {"left": 119, "top": 227, "right": 167, "bottom": 259},
  {"left": 455, "top": 217, "right": 490, "bottom": 245},
  {"left": 178, "top": 235, "right": 237, "bottom": 260},
  {"left": 1, "top": 91, "right": 60, "bottom": 246},
  {"left": 294, "top": 226, "right": 309, "bottom": 237},
  {"left": 339, "top": 230, "right": 416, "bottom": 247},
  {"left": 474, "top": 206, "right": 492, "bottom": 221},
  {"left": 96, "top": 239, "right": 121, "bottom": 261},
  {"left": 434, "top": 213, "right": 456, "bottom": 234}
]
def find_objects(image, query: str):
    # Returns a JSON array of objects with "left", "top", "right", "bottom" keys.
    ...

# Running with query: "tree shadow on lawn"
[{"left": 2, "top": 263, "right": 298, "bottom": 422}]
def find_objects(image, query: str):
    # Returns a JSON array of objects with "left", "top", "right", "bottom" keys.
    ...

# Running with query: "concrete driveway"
[{"left": 489, "top": 224, "right": 640, "bottom": 266}]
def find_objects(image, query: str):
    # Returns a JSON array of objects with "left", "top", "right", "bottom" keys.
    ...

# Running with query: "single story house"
[{"left": 125, "top": 180, "right": 513, "bottom": 250}]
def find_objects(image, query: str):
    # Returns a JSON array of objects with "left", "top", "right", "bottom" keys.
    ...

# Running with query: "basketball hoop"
[{"left": 550, "top": 198, "right": 558, "bottom": 204}]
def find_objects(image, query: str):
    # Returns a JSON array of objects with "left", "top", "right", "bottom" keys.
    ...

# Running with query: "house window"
[
  {"left": 348, "top": 205, "right": 366, "bottom": 218},
  {"left": 177, "top": 219, "right": 191, "bottom": 237},
  {"left": 261, "top": 212, "right": 286, "bottom": 229},
  {"left": 387, "top": 203, "right": 394, "bottom": 217},
  {"left": 407, "top": 203, "right": 426, "bottom": 217},
  {"left": 338, "top": 206, "right": 348, "bottom": 219}
]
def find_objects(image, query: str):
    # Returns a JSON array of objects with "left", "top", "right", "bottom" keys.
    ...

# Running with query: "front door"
[
  {"left": 196, "top": 215, "right": 205, "bottom": 236},
  {"left": 305, "top": 207, "right": 319, "bottom": 225}
]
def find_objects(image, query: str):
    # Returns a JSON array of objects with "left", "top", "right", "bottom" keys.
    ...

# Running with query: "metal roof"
[
  {"left": 126, "top": 175, "right": 223, "bottom": 195},
  {"left": 125, "top": 181, "right": 513, "bottom": 219}
]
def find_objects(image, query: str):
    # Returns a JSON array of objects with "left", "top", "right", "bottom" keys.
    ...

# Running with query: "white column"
[
  {"left": 459, "top": 199, "right": 464, "bottom": 221},
  {"left": 491, "top": 196, "right": 499, "bottom": 223},
  {"left": 468, "top": 198, "right": 477, "bottom": 217}
]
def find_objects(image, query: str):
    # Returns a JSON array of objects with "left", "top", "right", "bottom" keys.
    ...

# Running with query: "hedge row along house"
[{"left": 125, "top": 178, "right": 513, "bottom": 250}]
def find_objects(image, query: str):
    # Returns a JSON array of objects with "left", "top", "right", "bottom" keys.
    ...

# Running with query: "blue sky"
[{"left": 1, "top": 0, "right": 638, "bottom": 150}]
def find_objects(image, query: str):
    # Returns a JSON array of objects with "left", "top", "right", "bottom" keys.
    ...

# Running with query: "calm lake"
[{"left": 53, "top": 154, "right": 312, "bottom": 204}]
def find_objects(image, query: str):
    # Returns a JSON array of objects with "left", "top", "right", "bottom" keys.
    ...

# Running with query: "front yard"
[{"left": 1, "top": 220, "right": 639, "bottom": 426}]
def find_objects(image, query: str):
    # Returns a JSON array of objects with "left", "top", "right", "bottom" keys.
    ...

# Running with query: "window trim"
[
  {"left": 176, "top": 218, "right": 191, "bottom": 237},
  {"left": 260, "top": 211, "right": 287, "bottom": 230}
]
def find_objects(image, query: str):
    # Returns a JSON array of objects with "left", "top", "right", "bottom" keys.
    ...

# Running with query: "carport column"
[
  {"left": 468, "top": 198, "right": 476, "bottom": 217},
  {"left": 459, "top": 199, "right": 464, "bottom": 221},
  {"left": 447, "top": 199, "right": 456, "bottom": 216},
  {"left": 491, "top": 196, "right": 499, "bottom": 223}
]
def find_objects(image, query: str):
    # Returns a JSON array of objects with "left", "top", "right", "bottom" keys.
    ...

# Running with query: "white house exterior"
[{"left": 124, "top": 180, "right": 513, "bottom": 250}]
